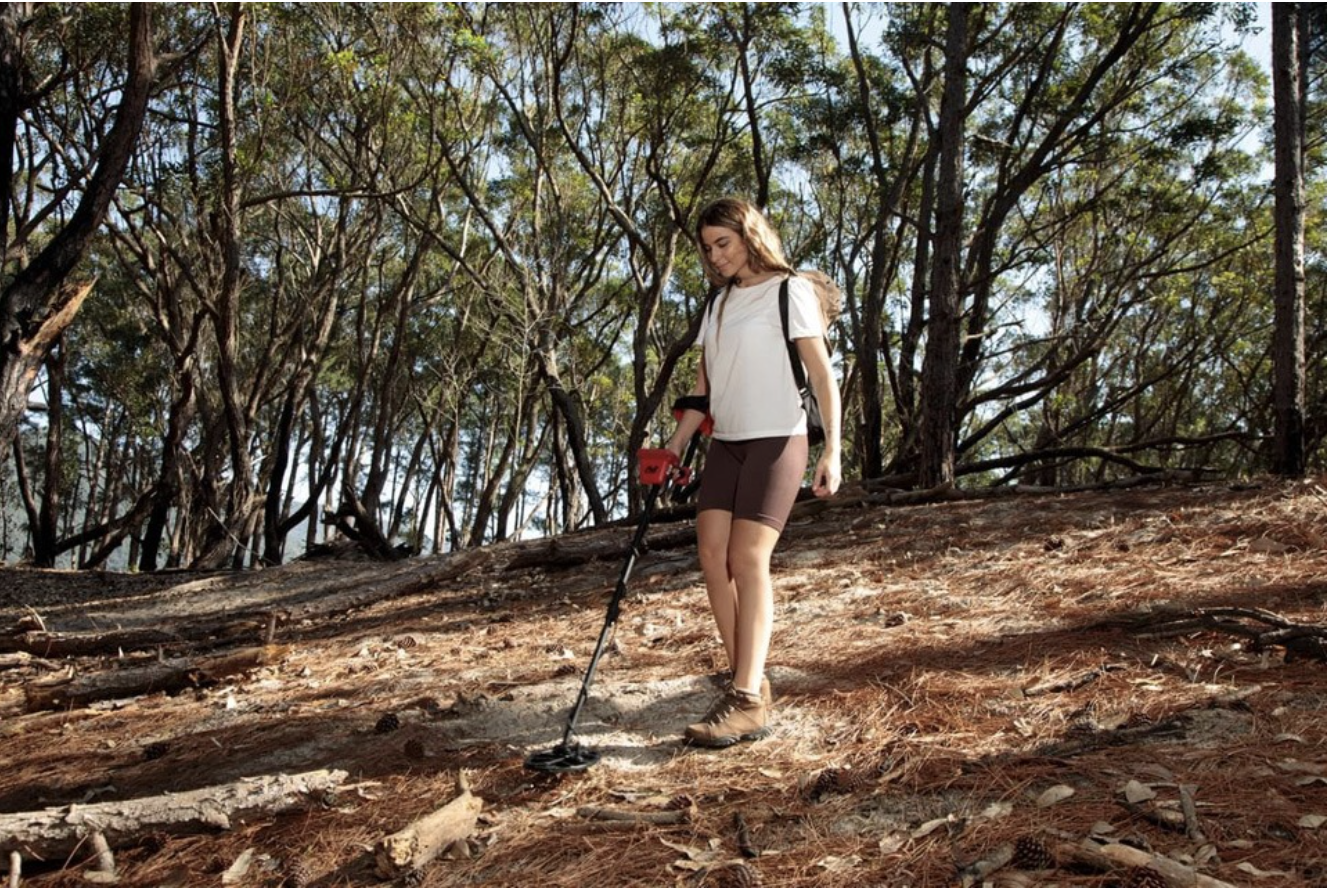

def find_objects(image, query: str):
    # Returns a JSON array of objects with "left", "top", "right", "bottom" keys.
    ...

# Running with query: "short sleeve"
[{"left": 785, "top": 276, "right": 823, "bottom": 340}]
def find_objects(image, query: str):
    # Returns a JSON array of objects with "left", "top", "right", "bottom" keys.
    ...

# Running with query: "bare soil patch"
[{"left": 1, "top": 478, "right": 1324, "bottom": 887}]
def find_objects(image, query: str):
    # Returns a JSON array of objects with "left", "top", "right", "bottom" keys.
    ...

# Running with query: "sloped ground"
[{"left": 1, "top": 477, "right": 1324, "bottom": 887}]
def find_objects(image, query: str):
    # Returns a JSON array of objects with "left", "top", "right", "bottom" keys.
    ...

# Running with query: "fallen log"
[
  {"left": 375, "top": 772, "right": 482, "bottom": 879},
  {"left": 0, "top": 768, "right": 347, "bottom": 859},
  {"left": 23, "top": 645, "right": 286, "bottom": 712},
  {"left": 0, "top": 627, "right": 183, "bottom": 657}
]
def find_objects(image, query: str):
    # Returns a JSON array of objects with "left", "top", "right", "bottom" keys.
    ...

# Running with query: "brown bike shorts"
[{"left": 697, "top": 436, "right": 809, "bottom": 532}]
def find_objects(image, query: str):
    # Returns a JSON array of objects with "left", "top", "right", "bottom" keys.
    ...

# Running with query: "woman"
[{"left": 664, "top": 197, "right": 842, "bottom": 748}]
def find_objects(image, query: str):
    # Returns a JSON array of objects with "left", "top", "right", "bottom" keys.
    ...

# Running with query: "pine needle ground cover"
[{"left": 1, "top": 478, "right": 1323, "bottom": 887}]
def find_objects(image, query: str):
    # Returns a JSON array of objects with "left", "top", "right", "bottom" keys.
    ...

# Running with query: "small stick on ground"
[
  {"left": 576, "top": 806, "right": 692, "bottom": 826},
  {"left": 85, "top": 832, "right": 117, "bottom": 884},
  {"left": 1022, "top": 664, "right": 1125, "bottom": 697},
  {"left": 1179, "top": 784, "right": 1207, "bottom": 844}
]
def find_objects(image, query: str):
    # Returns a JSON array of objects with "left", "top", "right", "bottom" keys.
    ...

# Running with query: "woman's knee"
[
  {"left": 724, "top": 542, "right": 769, "bottom": 583},
  {"left": 725, "top": 522, "right": 779, "bottom": 582},
  {"left": 698, "top": 542, "right": 729, "bottom": 579}
]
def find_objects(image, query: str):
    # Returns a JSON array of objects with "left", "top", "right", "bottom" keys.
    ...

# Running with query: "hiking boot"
[{"left": 684, "top": 688, "right": 769, "bottom": 748}]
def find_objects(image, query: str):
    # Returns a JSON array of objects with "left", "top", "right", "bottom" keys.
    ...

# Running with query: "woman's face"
[{"left": 700, "top": 225, "right": 753, "bottom": 282}]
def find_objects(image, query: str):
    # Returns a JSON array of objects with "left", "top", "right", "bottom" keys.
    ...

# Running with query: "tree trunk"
[
  {"left": 1271, "top": 3, "right": 1306, "bottom": 477},
  {"left": 0, "top": 6, "right": 155, "bottom": 462},
  {"left": 917, "top": 3, "right": 968, "bottom": 489},
  {"left": 30, "top": 344, "right": 64, "bottom": 567}
]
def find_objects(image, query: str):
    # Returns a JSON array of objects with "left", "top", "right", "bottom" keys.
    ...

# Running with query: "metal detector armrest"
[
  {"left": 672, "top": 395, "right": 714, "bottom": 437},
  {"left": 637, "top": 448, "right": 690, "bottom": 487}
]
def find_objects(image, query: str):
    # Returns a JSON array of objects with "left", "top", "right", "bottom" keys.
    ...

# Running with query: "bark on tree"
[
  {"left": 1272, "top": 3, "right": 1307, "bottom": 477},
  {"left": 0, "top": 6, "right": 156, "bottom": 463},
  {"left": 917, "top": 3, "right": 968, "bottom": 489},
  {"left": 844, "top": 5, "right": 922, "bottom": 480}
]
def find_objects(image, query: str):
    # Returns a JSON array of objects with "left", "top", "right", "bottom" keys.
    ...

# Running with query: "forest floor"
[{"left": 0, "top": 476, "right": 1324, "bottom": 888}]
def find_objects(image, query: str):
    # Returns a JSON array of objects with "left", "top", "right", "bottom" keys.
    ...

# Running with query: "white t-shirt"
[{"left": 698, "top": 275, "right": 823, "bottom": 441}]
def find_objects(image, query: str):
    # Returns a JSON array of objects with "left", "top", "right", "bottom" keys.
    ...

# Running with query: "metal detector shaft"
[
  {"left": 525, "top": 433, "right": 702, "bottom": 772},
  {"left": 554, "top": 481, "right": 663, "bottom": 749}
]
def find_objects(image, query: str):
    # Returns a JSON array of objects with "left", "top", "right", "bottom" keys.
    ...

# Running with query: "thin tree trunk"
[
  {"left": 917, "top": 3, "right": 968, "bottom": 489},
  {"left": 1272, "top": 3, "right": 1306, "bottom": 477}
]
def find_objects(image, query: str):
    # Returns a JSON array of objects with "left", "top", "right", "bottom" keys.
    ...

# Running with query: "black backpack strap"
[
  {"left": 778, "top": 277, "right": 809, "bottom": 394},
  {"left": 701, "top": 283, "right": 725, "bottom": 389}
]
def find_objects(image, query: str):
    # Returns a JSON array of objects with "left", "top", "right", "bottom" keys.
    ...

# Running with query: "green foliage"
[{"left": 2, "top": 1, "right": 1317, "bottom": 564}]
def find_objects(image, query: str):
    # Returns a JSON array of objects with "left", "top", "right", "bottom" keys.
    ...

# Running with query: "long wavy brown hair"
[{"left": 696, "top": 198, "right": 793, "bottom": 287}]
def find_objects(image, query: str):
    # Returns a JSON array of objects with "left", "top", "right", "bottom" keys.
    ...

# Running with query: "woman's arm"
[
  {"left": 795, "top": 337, "right": 842, "bottom": 498},
  {"left": 665, "top": 355, "right": 710, "bottom": 459}
]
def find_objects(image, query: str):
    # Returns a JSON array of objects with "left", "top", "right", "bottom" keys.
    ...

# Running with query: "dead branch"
[
  {"left": 959, "top": 842, "right": 1014, "bottom": 887},
  {"left": 1179, "top": 784, "right": 1208, "bottom": 844},
  {"left": 85, "top": 832, "right": 116, "bottom": 884},
  {"left": 1118, "top": 797, "right": 1187, "bottom": 832},
  {"left": 324, "top": 490, "right": 407, "bottom": 561},
  {"left": 0, "top": 768, "right": 347, "bottom": 858},
  {"left": 375, "top": 772, "right": 482, "bottom": 879},
  {"left": 576, "top": 806, "right": 693, "bottom": 826},
  {"left": 0, "top": 651, "right": 59, "bottom": 671},
  {"left": 1032, "top": 717, "right": 1186, "bottom": 758},
  {"left": 23, "top": 645, "right": 286, "bottom": 712},
  {"left": 1022, "top": 664, "right": 1125, "bottom": 696},
  {"left": 1121, "top": 606, "right": 1326, "bottom": 662},
  {"left": 1052, "top": 839, "right": 1238, "bottom": 888},
  {"left": 504, "top": 524, "right": 695, "bottom": 572}
]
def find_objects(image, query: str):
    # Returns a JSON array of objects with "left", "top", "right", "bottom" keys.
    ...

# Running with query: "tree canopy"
[{"left": 1, "top": 2, "right": 1323, "bottom": 569}]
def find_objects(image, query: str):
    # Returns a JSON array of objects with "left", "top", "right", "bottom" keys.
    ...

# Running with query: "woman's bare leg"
[
  {"left": 697, "top": 509, "right": 780, "bottom": 695},
  {"left": 696, "top": 509, "right": 738, "bottom": 667},
  {"left": 726, "top": 518, "right": 781, "bottom": 695}
]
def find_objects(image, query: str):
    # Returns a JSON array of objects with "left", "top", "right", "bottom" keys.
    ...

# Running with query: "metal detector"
[{"left": 525, "top": 430, "right": 703, "bottom": 773}]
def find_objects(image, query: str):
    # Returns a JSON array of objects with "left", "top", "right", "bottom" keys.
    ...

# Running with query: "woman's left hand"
[{"left": 812, "top": 451, "right": 841, "bottom": 498}]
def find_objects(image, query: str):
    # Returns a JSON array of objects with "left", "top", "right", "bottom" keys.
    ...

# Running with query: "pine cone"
[
  {"left": 283, "top": 857, "right": 313, "bottom": 888},
  {"left": 1118, "top": 866, "right": 1168, "bottom": 888},
  {"left": 810, "top": 766, "right": 873, "bottom": 798},
  {"left": 1011, "top": 835, "right": 1055, "bottom": 870},
  {"left": 374, "top": 712, "right": 401, "bottom": 734},
  {"left": 706, "top": 863, "right": 762, "bottom": 887},
  {"left": 665, "top": 793, "right": 697, "bottom": 811}
]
